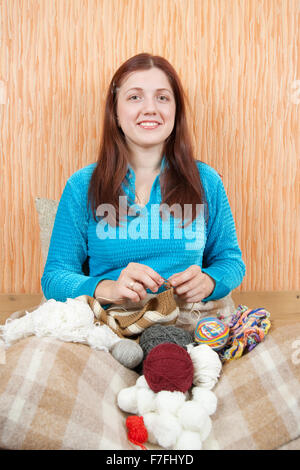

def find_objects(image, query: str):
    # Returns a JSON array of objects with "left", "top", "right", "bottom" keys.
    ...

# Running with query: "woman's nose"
[{"left": 142, "top": 96, "right": 158, "bottom": 114}]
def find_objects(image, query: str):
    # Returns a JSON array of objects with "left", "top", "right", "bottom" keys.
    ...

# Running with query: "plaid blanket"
[
  {"left": 206, "top": 323, "right": 300, "bottom": 450},
  {"left": 0, "top": 297, "right": 299, "bottom": 450},
  {"left": 0, "top": 336, "right": 138, "bottom": 450}
]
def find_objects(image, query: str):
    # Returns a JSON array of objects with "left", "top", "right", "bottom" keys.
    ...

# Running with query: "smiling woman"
[
  {"left": 116, "top": 70, "right": 176, "bottom": 154},
  {"left": 41, "top": 53, "right": 245, "bottom": 311}
]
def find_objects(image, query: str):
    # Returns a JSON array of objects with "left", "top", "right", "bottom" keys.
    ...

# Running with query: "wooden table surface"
[{"left": 0, "top": 291, "right": 299, "bottom": 329}]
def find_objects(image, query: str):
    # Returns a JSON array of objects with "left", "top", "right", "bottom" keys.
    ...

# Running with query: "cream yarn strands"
[{"left": 188, "top": 344, "right": 222, "bottom": 389}]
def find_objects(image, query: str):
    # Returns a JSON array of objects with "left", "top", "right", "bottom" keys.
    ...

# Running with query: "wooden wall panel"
[{"left": 0, "top": 0, "right": 299, "bottom": 294}]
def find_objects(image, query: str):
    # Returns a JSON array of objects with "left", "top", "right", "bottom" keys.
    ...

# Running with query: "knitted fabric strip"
[{"left": 84, "top": 288, "right": 179, "bottom": 340}]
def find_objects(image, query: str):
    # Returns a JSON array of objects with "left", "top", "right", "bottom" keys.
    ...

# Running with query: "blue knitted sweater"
[{"left": 41, "top": 160, "right": 245, "bottom": 306}]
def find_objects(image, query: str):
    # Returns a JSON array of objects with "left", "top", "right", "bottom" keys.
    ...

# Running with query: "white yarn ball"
[
  {"left": 117, "top": 386, "right": 138, "bottom": 414},
  {"left": 136, "top": 388, "right": 156, "bottom": 415},
  {"left": 174, "top": 430, "right": 203, "bottom": 450},
  {"left": 145, "top": 411, "right": 182, "bottom": 449},
  {"left": 177, "top": 401, "right": 208, "bottom": 433},
  {"left": 191, "top": 387, "right": 218, "bottom": 415},
  {"left": 198, "top": 414, "right": 212, "bottom": 442},
  {"left": 189, "top": 344, "right": 222, "bottom": 389},
  {"left": 136, "top": 375, "right": 149, "bottom": 389},
  {"left": 143, "top": 413, "right": 159, "bottom": 445},
  {"left": 155, "top": 391, "right": 186, "bottom": 415}
]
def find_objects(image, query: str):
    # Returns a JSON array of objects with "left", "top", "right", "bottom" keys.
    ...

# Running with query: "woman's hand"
[
  {"left": 94, "top": 262, "right": 164, "bottom": 304},
  {"left": 168, "top": 265, "right": 215, "bottom": 303}
]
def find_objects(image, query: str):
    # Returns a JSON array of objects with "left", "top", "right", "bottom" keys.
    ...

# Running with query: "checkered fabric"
[
  {"left": 205, "top": 323, "right": 300, "bottom": 450},
  {"left": 0, "top": 297, "right": 299, "bottom": 450},
  {"left": 0, "top": 336, "right": 138, "bottom": 450}
]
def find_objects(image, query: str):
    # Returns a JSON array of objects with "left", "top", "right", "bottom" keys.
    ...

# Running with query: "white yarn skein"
[
  {"left": 0, "top": 298, "right": 120, "bottom": 352},
  {"left": 188, "top": 344, "right": 222, "bottom": 389}
]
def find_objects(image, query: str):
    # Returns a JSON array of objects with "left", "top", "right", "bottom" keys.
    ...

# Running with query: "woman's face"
[{"left": 116, "top": 67, "right": 176, "bottom": 152}]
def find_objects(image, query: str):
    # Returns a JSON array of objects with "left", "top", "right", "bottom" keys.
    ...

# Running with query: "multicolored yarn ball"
[
  {"left": 139, "top": 324, "right": 194, "bottom": 359},
  {"left": 194, "top": 317, "right": 229, "bottom": 351},
  {"left": 126, "top": 415, "right": 148, "bottom": 450},
  {"left": 218, "top": 305, "right": 271, "bottom": 362},
  {"left": 143, "top": 342, "right": 194, "bottom": 393}
]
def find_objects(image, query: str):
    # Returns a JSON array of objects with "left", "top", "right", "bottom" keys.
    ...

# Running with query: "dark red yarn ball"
[{"left": 143, "top": 342, "right": 194, "bottom": 393}]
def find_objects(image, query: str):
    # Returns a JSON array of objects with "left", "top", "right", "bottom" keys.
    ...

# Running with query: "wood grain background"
[{"left": 0, "top": 0, "right": 299, "bottom": 294}]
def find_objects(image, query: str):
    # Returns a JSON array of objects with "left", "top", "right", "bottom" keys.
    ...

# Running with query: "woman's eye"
[
  {"left": 158, "top": 95, "right": 169, "bottom": 101},
  {"left": 129, "top": 95, "right": 140, "bottom": 101}
]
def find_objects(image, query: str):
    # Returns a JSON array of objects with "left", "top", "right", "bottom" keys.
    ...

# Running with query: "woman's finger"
[
  {"left": 119, "top": 285, "right": 141, "bottom": 303},
  {"left": 169, "top": 265, "right": 200, "bottom": 287},
  {"left": 173, "top": 277, "right": 199, "bottom": 295},
  {"left": 127, "top": 263, "right": 164, "bottom": 288},
  {"left": 128, "top": 280, "right": 147, "bottom": 299},
  {"left": 128, "top": 270, "right": 161, "bottom": 293}
]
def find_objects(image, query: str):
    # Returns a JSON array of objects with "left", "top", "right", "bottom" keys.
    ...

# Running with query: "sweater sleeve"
[
  {"left": 41, "top": 178, "right": 104, "bottom": 302},
  {"left": 201, "top": 169, "right": 246, "bottom": 302}
]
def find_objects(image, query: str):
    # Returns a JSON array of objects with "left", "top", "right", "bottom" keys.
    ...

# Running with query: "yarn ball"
[
  {"left": 189, "top": 344, "right": 222, "bottom": 389},
  {"left": 194, "top": 317, "right": 229, "bottom": 350},
  {"left": 155, "top": 390, "right": 186, "bottom": 415},
  {"left": 143, "top": 342, "right": 194, "bottom": 393},
  {"left": 174, "top": 430, "right": 202, "bottom": 450},
  {"left": 191, "top": 387, "right": 218, "bottom": 415},
  {"left": 111, "top": 339, "right": 144, "bottom": 369},
  {"left": 177, "top": 401, "right": 208, "bottom": 433},
  {"left": 140, "top": 324, "right": 194, "bottom": 359},
  {"left": 126, "top": 415, "right": 148, "bottom": 450},
  {"left": 117, "top": 386, "right": 138, "bottom": 414},
  {"left": 136, "top": 388, "right": 157, "bottom": 415},
  {"left": 143, "top": 411, "right": 182, "bottom": 449}
]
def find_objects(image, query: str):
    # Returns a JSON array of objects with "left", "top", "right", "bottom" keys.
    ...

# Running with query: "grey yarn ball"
[
  {"left": 111, "top": 339, "right": 144, "bottom": 369},
  {"left": 139, "top": 324, "right": 194, "bottom": 359}
]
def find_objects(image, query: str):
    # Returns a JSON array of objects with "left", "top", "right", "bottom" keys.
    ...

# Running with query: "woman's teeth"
[{"left": 138, "top": 122, "right": 160, "bottom": 128}]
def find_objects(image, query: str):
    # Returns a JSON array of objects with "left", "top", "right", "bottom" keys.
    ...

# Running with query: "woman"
[{"left": 41, "top": 53, "right": 245, "bottom": 311}]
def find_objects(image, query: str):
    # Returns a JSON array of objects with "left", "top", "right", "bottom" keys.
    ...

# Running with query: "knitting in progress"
[{"left": 96, "top": 287, "right": 179, "bottom": 339}]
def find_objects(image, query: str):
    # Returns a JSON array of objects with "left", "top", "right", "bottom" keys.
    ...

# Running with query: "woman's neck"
[{"left": 127, "top": 144, "right": 163, "bottom": 174}]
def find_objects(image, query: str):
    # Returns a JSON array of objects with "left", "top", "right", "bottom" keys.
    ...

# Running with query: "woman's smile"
[{"left": 137, "top": 120, "right": 162, "bottom": 130}]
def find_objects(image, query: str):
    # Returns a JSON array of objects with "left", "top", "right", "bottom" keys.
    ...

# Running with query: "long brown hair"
[{"left": 87, "top": 53, "right": 208, "bottom": 226}]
